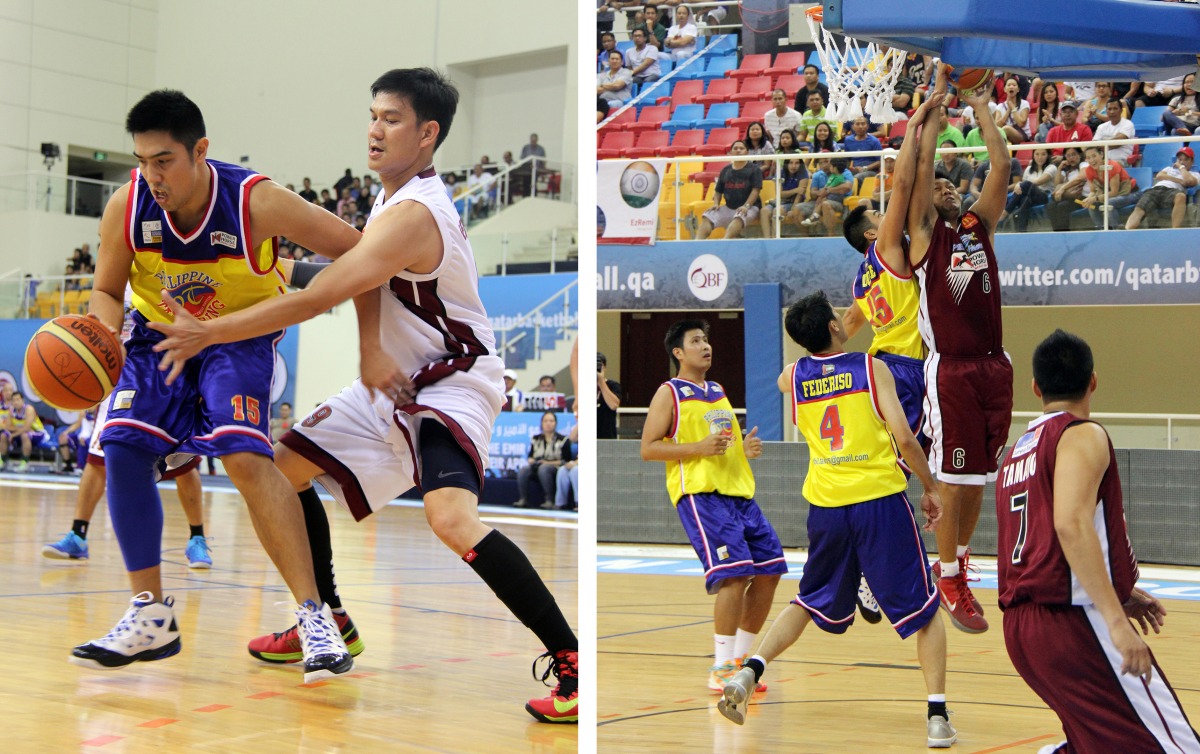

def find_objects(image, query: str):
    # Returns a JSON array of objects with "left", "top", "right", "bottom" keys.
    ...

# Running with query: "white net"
[{"left": 805, "top": 8, "right": 907, "bottom": 124}]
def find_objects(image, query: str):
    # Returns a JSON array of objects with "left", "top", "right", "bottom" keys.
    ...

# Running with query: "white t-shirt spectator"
[
  {"left": 1092, "top": 117, "right": 1136, "bottom": 164},
  {"left": 1153, "top": 164, "right": 1200, "bottom": 190},
  {"left": 763, "top": 107, "right": 803, "bottom": 145},
  {"left": 1002, "top": 99, "right": 1031, "bottom": 138},
  {"left": 1066, "top": 82, "right": 1096, "bottom": 101},
  {"left": 666, "top": 22, "right": 698, "bottom": 60},
  {"left": 1022, "top": 162, "right": 1058, "bottom": 185},
  {"left": 624, "top": 44, "right": 661, "bottom": 81},
  {"left": 961, "top": 101, "right": 1001, "bottom": 128}
]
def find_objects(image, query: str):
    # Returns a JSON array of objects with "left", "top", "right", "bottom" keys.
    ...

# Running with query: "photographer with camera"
[{"left": 597, "top": 352, "right": 622, "bottom": 439}]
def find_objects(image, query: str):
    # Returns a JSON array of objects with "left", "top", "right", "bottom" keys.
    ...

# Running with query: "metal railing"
[
  {"left": 451, "top": 155, "right": 574, "bottom": 227},
  {"left": 0, "top": 172, "right": 123, "bottom": 216},
  {"left": 0, "top": 273, "right": 96, "bottom": 319},
  {"left": 495, "top": 279, "right": 578, "bottom": 365}
]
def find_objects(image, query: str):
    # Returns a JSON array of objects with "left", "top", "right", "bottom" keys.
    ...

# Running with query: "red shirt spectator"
[{"left": 1046, "top": 101, "right": 1093, "bottom": 158}]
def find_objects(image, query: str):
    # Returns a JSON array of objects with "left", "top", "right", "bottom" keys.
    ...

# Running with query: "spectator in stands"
[
  {"left": 597, "top": 352, "right": 621, "bottom": 439},
  {"left": 355, "top": 185, "right": 373, "bottom": 215},
  {"left": 443, "top": 172, "right": 459, "bottom": 200},
  {"left": 664, "top": 4, "right": 698, "bottom": 61},
  {"left": 78, "top": 243, "right": 93, "bottom": 269},
  {"left": 1047, "top": 147, "right": 1087, "bottom": 231},
  {"left": 320, "top": 189, "right": 337, "bottom": 214},
  {"left": 967, "top": 152, "right": 1022, "bottom": 209},
  {"left": 763, "top": 89, "right": 803, "bottom": 146},
  {"left": 1081, "top": 82, "right": 1118, "bottom": 130},
  {"left": 794, "top": 64, "right": 830, "bottom": 112},
  {"left": 333, "top": 168, "right": 354, "bottom": 196},
  {"left": 1163, "top": 73, "right": 1200, "bottom": 135},
  {"left": 596, "top": 0, "right": 614, "bottom": 49},
  {"left": 514, "top": 412, "right": 571, "bottom": 508},
  {"left": 597, "top": 51, "right": 633, "bottom": 111},
  {"left": 934, "top": 105, "right": 966, "bottom": 148},
  {"left": 760, "top": 157, "right": 809, "bottom": 238},
  {"left": 935, "top": 140, "right": 974, "bottom": 198},
  {"left": 5, "top": 392, "right": 45, "bottom": 473},
  {"left": 961, "top": 85, "right": 1001, "bottom": 137},
  {"left": 744, "top": 121, "right": 775, "bottom": 177},
  {"left": 554, "top": 424, "right": 579, "bottom": 511},
  {"left": 1046, "top": 101, "right": 1094, "bottom": 164},
  {"left": 634, "top": 4, "right": 668, "bottom": 50},
  {"left": 298, "top": 177, "right": 317, "bottom": 203},
  {"left": 842, "top": 116, "right": 883, "bottom": 178},
  {"left": 363, "top": 174, "right": 380, "bottom": 198},
  {"left": 521, "top": 133, "right": 546, "bottom": 162},
  {"left": 809, "top": 121, "right": 839, "bottom": 153},
  {"left": 467, "top": 164, "right": 496, "bottom": 219},
  {"left": 696, "top": 140, "right": 762, "bottom": 240},
  {"left": 270, "top": 402, "right": 294, "bottom": 443},
  {"left": 891, "top": 74, "right": 917, "bottom": 119},
  {"left": 1079, "top": 146, "right": 1140, "bottom": 227},
  {"left": 998, "top": 76, "right": 1031, "bottom": 143},
  {"left": 597, "top": 31, "right": 617, "bottom": 70},
  {"left": 775, "top": 128, "right": 803, "bottom": 156},
  {"left": 537, "top": 375, "right": 556, "bottom": 392},
  {"left": 800, "top": 156, "right": 854, "bottom": 235},
  {"left": 348, "top": 176, "right": 363, "bottom": 199},
  {"left": 503, "top": 369, "right": 525, "bottom": 412},
  {"left": 1004, "top": 147, "right": 1057, "bottom": 231},
  {"left": 1133, "top": 76, "right": 1184, "bottom": 110},
  {"left": 800, "top": 91, "right": 841, "bottom": 141},
  {"left": 1034, "top": 81, "right": 1062, "bottom": 142},
  {"left": 1126, "top": 146, "right": 1199, "bottom": 230},
  {"left": 625, "top": 28, "right": 661, "bottom": 85},
  {"left": 901, "top": 52, "right": 933, "bottom": 94},
  {"left": 336, "top": 187, "right": 356, "bottom": 218},
  {"left": 1092, "top": 99, "right": 1136, "bottom": 166}
]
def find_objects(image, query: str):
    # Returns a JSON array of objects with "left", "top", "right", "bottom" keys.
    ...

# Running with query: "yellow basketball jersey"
[
  {"left": 124, "top": 160, "right": 287, "bottom": 323},
  {"left": 662, "top": 378, "right": 755, "bottom": 505},
  {"left": 789, "top": 353, "right": 906, "bottom": 507},
  {"left": 852, "top": 241, "right": 924, "bottom": 359},
  {"left": 11, "top": 407, "right": 43, "bottom": 433}
]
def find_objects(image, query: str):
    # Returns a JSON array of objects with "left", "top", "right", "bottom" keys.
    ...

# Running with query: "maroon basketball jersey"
[
  {"left": 996, "top": 412, "right": 1138, "bottom": 610},
  {"left": 913, "top": 210, "right": 1003, "bottom": 357}
]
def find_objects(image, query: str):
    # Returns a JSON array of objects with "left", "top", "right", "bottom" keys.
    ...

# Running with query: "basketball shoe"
[
  {"left": 933, "top": 561, "right": 988, "bottom": 633},
  {"left": 247, "top": 610, "right": 364, "bottom": 663},
  {"left": 933, "top": 550, "right": 984, "bottom": 615},
  {"left": 295, "top": 600, "right": 353, "bottom": 683},
  {"left": 1037, "top": 743, "right": 1067, "bottom": 754},
  {"left": 927, "top": 714, "right": 958, "bottom": 748},
  {"left": 43, "top": 531, "right": 89, "bottom": 560},
  {"left": 525, "top": 649, "right": 578, "bottom": 723},
  {"left": 735, "top": 654, "right": 768, "bottom": 692},
  {"left": 70, "top": 592, "right": 181, "bottom": 669},
  {"left": 186, "top": 535, "right": 212, "bottom": 569},
  {"left": 708, "top": 660, "right": 738, "bottom": 691},
  {"left": 717, "top": 666, "right": 756, "bottom": 725},
  {"left": 856, "top": 575, "right": 883, "bottom": 624}
]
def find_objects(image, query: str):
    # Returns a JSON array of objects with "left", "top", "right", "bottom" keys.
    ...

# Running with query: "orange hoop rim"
[{"left": 804, "top": 5, "right": 824, "bottom": 22}]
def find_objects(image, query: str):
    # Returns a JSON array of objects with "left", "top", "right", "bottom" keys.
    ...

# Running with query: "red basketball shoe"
[
  {"left": 932, "top": 562, "right": 988, "bottom": 634},
  {"left": 248, "top": 610, "right": 364, "bottom": 663},
  {"left": 526, "top": 649, "right": 578, "bottom": 724}
]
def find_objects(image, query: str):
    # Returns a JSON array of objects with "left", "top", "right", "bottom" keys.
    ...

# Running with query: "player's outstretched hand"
[
  {"left": 696, "top": 432, "right": 733, "bottom": 457},
  {"left": 148, "top": 289, "right": 213, "bottom": 385},
  {"left": 911, "top": 90, "right": 946, "bottom": 126},
  {"left": 361, "top": 347, "right": 415, "bottom": 406},
  {"left": 1112, "top": 620, "right": 1153, "bottom": 680},
  {"left": 1124, "top": 586, "right": 1167, "bottom": 635},
  {"left": 743, "top": 426, "right": 762, "bottom": 459},
  {"left": 919, "top": 489, "right": 942, "bottom": 531},
  {"left": 86, "top": 312, "right": 127, "bottom": 363}
]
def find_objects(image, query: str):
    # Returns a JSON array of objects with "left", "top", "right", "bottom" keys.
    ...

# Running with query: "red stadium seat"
[
  {"left": 765, "top": 52, "right": 806, "bottom": 79},
  {"left": 728, "top": 54, "right": 771, "bottom": 81},
  {"left": 696, "top": 127, "right": 740, "bottom": 156},
  {"left": 602, "top": 107, "right": 637, "bottom": 131},
  {"left": 887, "top": 120, "right": 909, "bottom": 140},
  {"left": 775, "top": 74, "right": 804, "bottom": 100},
  {"left": 656, "top": 79, "right": 704, "bottom": 111},
  {"left": 625, "top": 130, "right": 671, "bottom": 159},
  {"left": 597, "top": 130, "right": 635, "bottom": 159},
  {"left": 660, "top": 129, "right": 706, "bottom": 158},
  {"left": 626, "top": 106, "right": 670, "bottom": 133},
  {"left": 727, "top": 100, "right": 773, "bottom": 131},
  {"left": 695, "top": 78, "right": 737, "bottom": 106},
  {"left": 730, "top": 77, "right": 773, "bottom": 104},
  {"left": 689, "top": 162, "right": 731, "bottom": 190}
]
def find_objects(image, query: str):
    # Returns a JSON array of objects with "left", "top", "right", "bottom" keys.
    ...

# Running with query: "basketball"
[
  {"left": 24, "top": 314, "right": 123, "bottom": 410},
  {"left": 950, "top": 67, "right": 995, "bottom": 99}
]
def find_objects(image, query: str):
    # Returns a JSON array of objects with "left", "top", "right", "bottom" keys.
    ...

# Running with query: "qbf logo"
[{"left": 687, "top": 254, "right": 728, "bottom": 302}]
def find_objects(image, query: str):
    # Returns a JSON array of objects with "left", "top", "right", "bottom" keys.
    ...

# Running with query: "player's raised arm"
[
  {"left": 877, "top": 90, "right": 944, "bottom": 271},
  {"left": 966, "top": 78, "right": 1011, "bottom": 236},
  {"left": 841, "top": 303, "right": 867, "bottom": 340},
  {"left": 89, "top": 183, "right": 136, "bottom": 334},
  {"left": 1052, "top": 421, "right": 1151, "bottom": 679},
  {"left": 907, "top": 63, "right": 948, "bottom": 268},
  {"left": 870, "top": 358, "right": 941, "bottom": 528},
  {"left": 641, "top": 384, "right": 729, "bottom": 461}
]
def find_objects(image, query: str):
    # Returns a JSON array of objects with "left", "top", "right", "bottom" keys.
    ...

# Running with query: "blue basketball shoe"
[
  {"left": 43, "top": 531, "right": 89, "bottom": 560},
  {"left": 186, "top": 535, "right": 212, "bottom": 569}
]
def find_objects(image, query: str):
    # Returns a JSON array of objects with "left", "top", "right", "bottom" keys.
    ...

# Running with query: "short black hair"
[
  {"left": 843, "top": 204, "right": 873, "bottom": 254},
  {"left": 804, "top": 64, "right": 819, "bottom": 74},
  {"left": 597, "top": 352, "right": 607, "bottom": 366},
  {"left": 1032, "top": 329, "right": 1094, "bottom": 402},
  {"left": 539, "top": 374, "right": 556, "bottom": 386},
  {"left": 665, "top": 319, "right": 709, "bottom": 372},
  {"left": 125, "top": 90, "right": 206, "bottom": 153},
  {"left": 831, "top": 157, "right": 849, "bottom": 172},
  {"left": 371, "top": 68, "right": 459, "bottom": 150},
  {"left": 784, "top": 290, "right": 836, "bottom": 353}
]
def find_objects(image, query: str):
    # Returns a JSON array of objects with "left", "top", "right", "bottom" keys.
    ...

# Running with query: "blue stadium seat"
[
  {"left": 807, "top": 51, "right": 822, "bottom": 70},
  {"left": 1131, "top": 105, "right": 1168, "bottom": 138},
  {"left": 1140, "top": 141, "right": 1183, "bottom": 172},
  {"left": 696, "top": 56, "right": 737, "bottom": 82},
  {"left": 694, "top": 102, "right": 739, "bottom": 133},
  {"left": 710, "top": 34, "right": 737, "bottom": 56},
  {"left": 1126, "top": 167, "right": 1153, "bottom": 192},
  {"left": 661, "top": 103, "right": 705, "bottom": 134},
  {"left": 616, "top": 40, "right": 634, "bottom": 56}
]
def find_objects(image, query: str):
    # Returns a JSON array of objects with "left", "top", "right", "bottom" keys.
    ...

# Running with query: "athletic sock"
[
  {"left": 928, "top": 698, "right": 948, "bottom": 719},
  {"left": 298, "top": 486, "right": 341, "bottom": 611},
  {"left": 463, "top": 529, "right": 577, "bottom": 652},
  {"left": 744, "top": 655, "right": 766, "bottom": 682},
  {"left": 72, "top": 519, "right": 89, "bottom": 540},
  {"left": 734, "top": 628, "right": 757, "bottom": 659},
  {"left": 939, "top": 559, "right": 960, "bottom": 579},
  {"left": 103, "top": 442, "right": 164, "bottom": 573},
  {"left": 714, "top": 634, "right": 736, "bottom": 666},
  {"left": 189, "top": 524, "right": 204, "bottom": 539},
  {"left": 956, "top": 545, "right": 969, "bottom": 559}
]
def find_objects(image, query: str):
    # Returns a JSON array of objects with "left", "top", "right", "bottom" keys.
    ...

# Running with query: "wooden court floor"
[
  {"left": 0, "top": 476, "right": 578, "bottom": 753},
  {"left": 599, "top": 555, "right": 1200, "bottom": 754}
]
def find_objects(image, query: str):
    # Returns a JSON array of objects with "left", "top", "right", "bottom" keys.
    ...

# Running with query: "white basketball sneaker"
[
  {"left": 927, "top": 714, "right": 958, "bottom": 748},
  {"left": 296, "top": 600, "right": 354, "bottom": 683},
  {"left": 71, "top": 591, "right": 181, "bottom": 669}
]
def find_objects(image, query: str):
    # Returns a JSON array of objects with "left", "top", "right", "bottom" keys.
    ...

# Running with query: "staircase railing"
[{"left": 495, "top": 278, "right": 578, "bottom": 366}]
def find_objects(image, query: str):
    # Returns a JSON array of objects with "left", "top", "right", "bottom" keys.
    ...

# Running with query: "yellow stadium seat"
[{"left": 759, "top": 179, "right": 776, "bottom": 206}]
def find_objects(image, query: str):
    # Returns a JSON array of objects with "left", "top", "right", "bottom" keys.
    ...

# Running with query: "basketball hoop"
[{"left": 805, "top": 5, "right": 906, "bottom": 124}]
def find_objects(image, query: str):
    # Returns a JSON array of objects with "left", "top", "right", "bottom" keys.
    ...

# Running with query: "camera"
[{"left": 597, "top": 352, "right": 607, "bottom": 373}]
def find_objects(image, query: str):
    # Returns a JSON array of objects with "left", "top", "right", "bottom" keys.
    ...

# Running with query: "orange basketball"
[
  {"left": 950, "top": 67, "right": 994, "bottom": 100},
  {"left": 24, "top": 315, "right": 124, "bottom": 410}
]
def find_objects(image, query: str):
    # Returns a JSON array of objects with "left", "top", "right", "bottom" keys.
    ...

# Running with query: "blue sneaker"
[
  {"left": 186, "top": 536, "right": 212, "bottom": 569},
  {"left": 43, "top": 531, "right": 89, "bottom": 560}
]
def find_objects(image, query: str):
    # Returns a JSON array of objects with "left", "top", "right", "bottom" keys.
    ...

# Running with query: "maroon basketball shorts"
[{"left": 922, "top": 352, "right": 1013, "bottom": 485}]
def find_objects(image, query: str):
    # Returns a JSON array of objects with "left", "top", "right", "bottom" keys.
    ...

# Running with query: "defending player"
[
  {"left": 719, "top": 291, "right": 956, "bottom": 750},
  {"left": 73, "top": 89, "right": 363, "bottom": 682},
  {"left": 997, "top": 330, "right": 1199, "bottom": 754},
  {"left": 150, "top": 69, "right": 579, "bottom": 723},
  {"left": 640, "top": 319, "right": 786, "bottom": 694},
  {"left": 907, "top": 65, "right": 1013, "bottom": 634},
  {"left": 840, "top": 90, "right": 945, "bottom": 622}
]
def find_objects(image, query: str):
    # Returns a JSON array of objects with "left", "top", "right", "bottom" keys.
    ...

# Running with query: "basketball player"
[
  {"left": 0, "top": 380, "right": 12, "bottom": 466},
  {"left": 840, "top": 91, "right": 945, "bottom": 623},
  {"left": 640, "top": 319, "right": 786, "bottom": 694},
  {"left": 74, "top": 89, "right": 362, "bottom": 681},
  {"left": 908, "top": 65, "right": 1013, "bottom": 634},
  {"left": 149, "top": 69, "right": 579, "bottom": 724},
  {"left": 5, "top": 392, "right": 47, "bottom": 472},
  {"left": 998, "top": 330, "right": 1199, "bottom": 754},
  {"left": 720, "top": 291, "right": 956, "bottom": 749}
]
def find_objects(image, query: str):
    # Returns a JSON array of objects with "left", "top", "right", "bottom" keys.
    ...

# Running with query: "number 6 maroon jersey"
[{"left": 995, "top": 412, "right": 1138, "bottom": 610}]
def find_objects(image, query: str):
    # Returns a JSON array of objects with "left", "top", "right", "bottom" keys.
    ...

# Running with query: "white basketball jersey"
[{"left": 367, "top": 166, "right": 501, "bottom": 390}]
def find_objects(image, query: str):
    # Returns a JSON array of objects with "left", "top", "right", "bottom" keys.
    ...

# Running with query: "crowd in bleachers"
[{"left": 598, "top": 10, "right": 1200, "bottom": 239}]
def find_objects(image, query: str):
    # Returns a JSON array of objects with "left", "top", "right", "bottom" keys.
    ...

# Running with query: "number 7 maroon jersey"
[{"left": 995, "top": 411, "right": 1138, "bottom": 610}]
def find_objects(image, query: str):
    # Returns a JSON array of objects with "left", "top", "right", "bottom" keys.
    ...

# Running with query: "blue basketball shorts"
[
  {"left": 877, "top": 352, "right": 928, "bottom": 472},
  {"left": 794, "top": 491, "right": 939, "bottom": 638},
  {"left": 676, "top": 492, "right": 788, "bottom": 595},
  {"left": 100, "top": 315, "right": 281, "bottom": 460}
]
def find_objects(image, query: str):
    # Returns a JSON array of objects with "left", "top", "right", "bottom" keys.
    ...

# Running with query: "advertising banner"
[
  {"left": 597, "top": 159, "right": 665, "bottom": 245},
  {"left": 488, "top": 411, "right": 576, "bottom": 475}
]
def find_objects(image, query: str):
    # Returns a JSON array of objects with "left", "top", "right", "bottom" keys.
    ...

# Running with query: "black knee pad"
[{"left": 419, "top": 419, "right": 481, "bottom": 497}]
